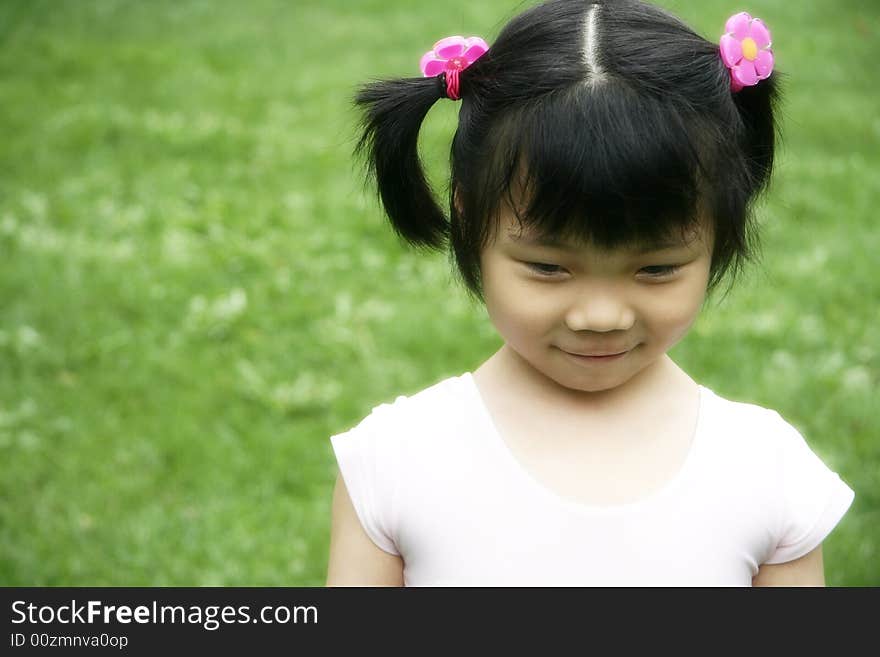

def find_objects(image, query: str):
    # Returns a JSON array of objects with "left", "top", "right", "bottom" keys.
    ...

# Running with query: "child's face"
[{"left": 479, "top": 207, "right": 713, "bottom": 394}]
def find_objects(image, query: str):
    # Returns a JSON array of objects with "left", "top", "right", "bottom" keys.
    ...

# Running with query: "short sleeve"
[
  {"left": 764, "top": 413, "right": 855, "bottom": 565},
  {"left": 330, "top": 404, "right": 401, "bottom": 556}
]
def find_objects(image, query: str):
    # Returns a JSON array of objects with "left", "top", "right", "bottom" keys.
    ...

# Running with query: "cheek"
[
  {"left": 482, "top": 264, "right": 558, "bottom": 340},
  {"left": 644, "top": 270, "right": 709, "bottom": 341}
]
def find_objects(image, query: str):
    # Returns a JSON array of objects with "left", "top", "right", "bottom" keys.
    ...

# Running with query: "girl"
[{"left": 326, "top": 0, "right": 855, "bottom": 586}]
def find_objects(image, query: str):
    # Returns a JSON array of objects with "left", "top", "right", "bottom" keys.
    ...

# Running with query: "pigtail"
[
  {"left": 354, "top": 77, "right": 449, "bottom": 249},
  {"left": 731, "top": 73, "right": 781, "bottom": 196}
]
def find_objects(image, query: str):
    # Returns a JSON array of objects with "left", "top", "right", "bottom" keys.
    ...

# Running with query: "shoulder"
[
  {"left": 694, "top": 384, "right": 834, "bottom": 494},
  {"left": 699, "top": 384, "right": 782, "bottom": 425},
  {"left": 698, "top": 385, "right": 844, "bottom": 474},
  {"left": 697, "top": 384, "right": 803, "bottom": 455},
  {"left": 332, "top": 373, "right": 471, "bottom": 449},
  {"left": 382, "top": 372, "right": 470, "bottom": 418}
]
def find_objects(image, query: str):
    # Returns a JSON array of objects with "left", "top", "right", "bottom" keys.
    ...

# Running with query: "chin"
[
  {"left": 537, "top": 366, "right": 629, "bottom": 394},
  {"left": 561, "top": 374, "right": 630, "bottom": 393}
]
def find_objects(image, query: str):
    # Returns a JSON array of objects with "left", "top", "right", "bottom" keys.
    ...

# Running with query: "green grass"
[{"left": 0, "top": 0, "right": 877, "bottom": 586}]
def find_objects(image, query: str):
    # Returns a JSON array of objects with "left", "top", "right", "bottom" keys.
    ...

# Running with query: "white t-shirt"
[{"left": 330, "top": 373, "right": 855, "bottom": 586}]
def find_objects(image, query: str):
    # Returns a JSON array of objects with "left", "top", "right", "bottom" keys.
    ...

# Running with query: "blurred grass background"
[{"left": 0, "top": 0, "right": 876, "bottom": 586}]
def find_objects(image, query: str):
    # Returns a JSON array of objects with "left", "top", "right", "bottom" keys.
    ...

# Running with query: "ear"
[{"left": 453, "top": 186, "right": 464, "bottom": 216}]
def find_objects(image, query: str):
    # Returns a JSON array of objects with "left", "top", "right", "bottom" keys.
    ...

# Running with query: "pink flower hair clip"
[
  {"left": 720, "top": 12, "right": 774, "bottom": 92},
  {"left": 419, "top": 36, "right": 489, "bottom": 101}
]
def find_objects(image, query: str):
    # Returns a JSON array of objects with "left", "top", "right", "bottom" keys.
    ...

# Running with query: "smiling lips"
[{"left": 563, "top": 347, "right": 630, "bottom": 357}]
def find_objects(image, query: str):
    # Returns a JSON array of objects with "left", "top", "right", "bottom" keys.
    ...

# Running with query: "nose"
[{"left": 563, "top": 285, "right": 635, "bottom": 333}]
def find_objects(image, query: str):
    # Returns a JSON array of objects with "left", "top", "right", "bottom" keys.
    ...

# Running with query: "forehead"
[
  {"left": 506, "top": 229, "right": 697, "bottom": 253},
  {"left": 499, "top": 212, "right": 710, "bottom": 254}
]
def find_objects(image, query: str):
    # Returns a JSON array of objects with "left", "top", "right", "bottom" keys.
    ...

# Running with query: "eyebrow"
[{"left": 507, "top": 233, "right": 689, "bottom": 254}]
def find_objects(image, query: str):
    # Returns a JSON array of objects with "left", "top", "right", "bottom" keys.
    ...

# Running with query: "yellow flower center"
[{"left": 741, "top": 37, "right": 758, "bottom": 61}]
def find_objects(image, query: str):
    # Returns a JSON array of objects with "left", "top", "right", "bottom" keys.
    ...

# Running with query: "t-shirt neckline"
[{"left": 460, "top": 371, "right": 709, "bottom": 516}]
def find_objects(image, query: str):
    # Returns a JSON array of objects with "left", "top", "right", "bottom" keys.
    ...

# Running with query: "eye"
[
  {"left": 639, "top": 265, "right": 681, "bottom": 278},
  {"left": 525, "top": 262, "right": 565, "bottom": 276}
]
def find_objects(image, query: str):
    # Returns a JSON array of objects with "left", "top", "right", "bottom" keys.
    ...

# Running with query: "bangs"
[{"left": 482, "top": 81, "right": 716, "bottom": 249}]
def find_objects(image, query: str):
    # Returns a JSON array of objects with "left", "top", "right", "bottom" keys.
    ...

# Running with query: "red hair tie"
[{"left": 443, "top": 69, "right": 461, "bottom": 100}]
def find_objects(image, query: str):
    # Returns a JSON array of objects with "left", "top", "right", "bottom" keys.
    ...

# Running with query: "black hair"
[{"left": 355, "top": 0, "right": 781, "bottom": 301}]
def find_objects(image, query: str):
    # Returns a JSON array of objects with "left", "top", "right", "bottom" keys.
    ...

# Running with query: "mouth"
[
  {"left": 559, "top": 347, "right": 631, "bottom": 363},
  {"left": 562, "top": 346, "right": 631, "bottom": 357}
]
